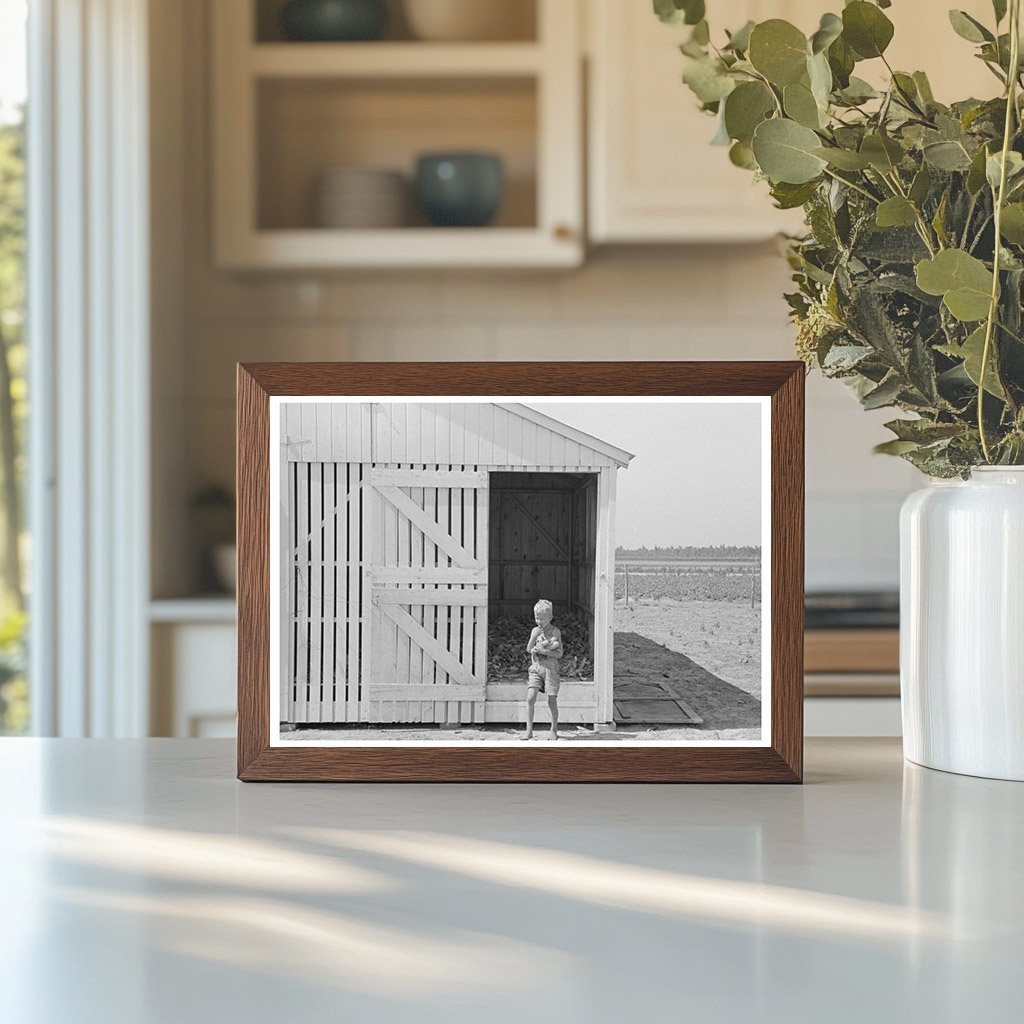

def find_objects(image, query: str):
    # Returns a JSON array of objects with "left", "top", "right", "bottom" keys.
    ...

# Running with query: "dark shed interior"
[{"left": 488, "top": 471, "right": 598, "bottom": 666}]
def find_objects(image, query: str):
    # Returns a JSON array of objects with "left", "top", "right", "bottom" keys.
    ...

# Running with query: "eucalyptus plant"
[{"left": 657, "top": 0, "right": 1024, "bottom": 475}]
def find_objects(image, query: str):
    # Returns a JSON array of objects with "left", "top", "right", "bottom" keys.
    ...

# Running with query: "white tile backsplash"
[{"left": 181, "top": 250, "right": 918, "bottom": 593}]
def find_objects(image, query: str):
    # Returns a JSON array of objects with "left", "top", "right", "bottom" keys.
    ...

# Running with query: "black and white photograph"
[{"left": 270, "top": 397, "right": 770, "bottom": 746}]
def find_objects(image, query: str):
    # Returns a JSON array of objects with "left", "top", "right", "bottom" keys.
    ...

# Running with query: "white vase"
[{"left": 900, "top": 467, "right": 1024, "bottom": 780}]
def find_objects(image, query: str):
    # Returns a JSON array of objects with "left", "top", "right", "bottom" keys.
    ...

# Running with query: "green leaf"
[
  {"left": 913, "top": 71, "right": 935, "bottom": 104},
  {"left": 770, "top": 180, "right": 820, "bottom": 209},
  {"left": 653, "top": 0, "right": 705, "bottom": 26},
  {"left": 891, "top": 72, "right": 922, "bottom": 109},
  {"left": 808, "top": 51, "right": 833, "bottom": 108},
  {"left": 810, "top": 12, "right": 843, "bottom": 54},
  {"left": 1000, "top": 203, "right": 1024, "bottom": 244},
  {"left": 939, "top": 325, "right": 1006, "bottom": 398},
  {"left": 860, "top": 133, "right": 904, "bottom": 173},
  {"left": 875, "top": 439, "right": 922, "bottom": 455},
  {"left": 682, "top": 57, "right": 736, "bottom": 104},
  {"left": 784, "top": 80, "right": 824, "bottom": 129},
  {"left": 948, "top": 10, "right": 994, "bottom": 44},
  {"left": 842, "top": 1, "right": 895, "bottom": 59},
  {"left": 837, "top": 76, "right": 879, "bottom": 104},
  {"left": 827, "top": 36, "right": 855, "bottom": 88},
  {"left": 909, "top": 164, "right": 933, "bottom": 205},
  {"left": 932, "top": 190, "right": 950, "bottom": 247},
  {"left": 993, "top": 0, "right": 1008, "bottom": 24},
  {"left": 691, "top": 19, "right": 710, "bottom": 45},
  {"left": 751, "top": 118, "right": 828, "bottom": 184},
  {"left": 862, "top": 374, "right": 903, "bottom": 409},
  {"left": 915, "top": 250, "right": 994, "bottom": 322},
  {"left": 922, "top": 140, "right": 973, "bottom": 171},
  {"left": 723, "top": 81, "right": 775, "bottom": 144},
  {"left": 876, "top": 197, "right": 918, "bottom": 228},
  {"left": 967, "top": 144, "right": 991, "bottom": 194},
  {"left": 724, "top": 20, "right": 755, "bottom": 53},
  {"left": 814, "top": 146, "right": 872, "bottom": 170},
  {"left": 748, "top": 20, "right": 809, "bottom": 86},
  {"left": 729, "top": 140, "right": 757, "bottom": 169},
  {"left": 986, "top": 150, "right": 1024, "bottom": 191}
]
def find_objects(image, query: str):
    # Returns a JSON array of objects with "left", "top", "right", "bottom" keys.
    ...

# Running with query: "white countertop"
[{"left": 0, "top": 738, "right": 1020, "bottom": 1023}]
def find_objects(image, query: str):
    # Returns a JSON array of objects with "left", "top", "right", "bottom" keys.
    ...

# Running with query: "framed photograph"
[{"left": 237, "top": 362, "right": 803, "bottom": 782}]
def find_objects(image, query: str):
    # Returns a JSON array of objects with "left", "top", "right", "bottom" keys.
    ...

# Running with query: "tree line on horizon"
[{"left": 615, "top": 544, "right": 760, "bottom": 560}]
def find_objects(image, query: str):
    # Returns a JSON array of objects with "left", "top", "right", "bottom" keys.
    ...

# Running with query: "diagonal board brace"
[
  {"left": 376, "top": 485, "right": 482, "bottom": 569},
  {"left": 377, "top": 602, "right": 477, "bottom": 688},
  {"left": 506, "top": 492, "right": 569, "bottom": 559}
]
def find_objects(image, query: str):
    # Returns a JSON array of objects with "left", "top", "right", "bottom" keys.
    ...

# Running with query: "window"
[{"left": 0, "top": 0, "right": 28, "bottom": 734}]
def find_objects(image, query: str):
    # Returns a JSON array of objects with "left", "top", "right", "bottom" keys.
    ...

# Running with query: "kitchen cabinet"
[
  {"left": 150, "top": 600, "right": 237, "bottom": 738},
  {"left": 211, "top": 0, "right": 583, "bottom": 269},
  {"left": 587, "top": 0, "right": 998, "bottom": 244},
  {"left": 587, "top": 0, "right": 813, "bottom": 243}
]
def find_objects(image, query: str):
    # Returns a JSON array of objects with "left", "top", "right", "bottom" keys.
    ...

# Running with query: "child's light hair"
[{"left": 534, "top": 599, "right": 553, "bottom": 616}]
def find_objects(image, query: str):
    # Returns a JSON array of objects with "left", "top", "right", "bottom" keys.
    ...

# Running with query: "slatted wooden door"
[
  {"left": 367, "top": 467, "right": 489, "bottom": 724},
  {"left": 287, "top": 462, "right": 365, "bottom": 724}
]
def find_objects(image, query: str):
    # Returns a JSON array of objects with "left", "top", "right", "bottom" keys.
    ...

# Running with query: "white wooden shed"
[{"left": 280, "top": 401, "right": 633, "bottom": 727}]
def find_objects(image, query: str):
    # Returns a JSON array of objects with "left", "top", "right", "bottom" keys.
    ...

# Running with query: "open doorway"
[{"left": 486, "top": 471, "right": 598, "bottom": 683}]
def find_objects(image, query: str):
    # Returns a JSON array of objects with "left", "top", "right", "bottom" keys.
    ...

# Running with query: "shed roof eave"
[{"left": 498, "top": 403, "right": 635, "bottom": 468}]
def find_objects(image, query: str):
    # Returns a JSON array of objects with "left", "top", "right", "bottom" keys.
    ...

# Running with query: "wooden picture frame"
[{"left": 237, "top": 362, "right": 804, "bottom": 782}]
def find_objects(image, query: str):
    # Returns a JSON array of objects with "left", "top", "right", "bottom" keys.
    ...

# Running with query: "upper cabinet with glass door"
[
  {"left": 212, "top": 0, "right": 583, "bottom": 268},
  {"left": 586, "top": 0, "right": 998, "bottom": 244}
]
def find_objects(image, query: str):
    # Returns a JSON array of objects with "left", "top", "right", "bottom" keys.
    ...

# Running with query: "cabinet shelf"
[
  {"left": 249, "top": 42, "right": 544, "bottom": 78},
  {"left": 212, "top": 0, "right": 582, "bottom": 269},
  {"left": 218, "top": 226, "right": 579, "bottom": 270}
]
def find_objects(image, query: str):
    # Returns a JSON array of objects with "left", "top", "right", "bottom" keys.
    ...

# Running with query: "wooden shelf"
[
  {"left": 218, "top": 227, "right": 580, "bottom": 270},
  {"left": 249, "top": 42, "right": 544, "bottom": 78},
  {"left": 212, "top": 0, "right": 583, "bottom": 269}
]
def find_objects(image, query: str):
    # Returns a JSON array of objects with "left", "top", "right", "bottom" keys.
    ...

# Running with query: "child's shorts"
[{"left": 528, "top": 663, "right": 560, "bottom": 696}]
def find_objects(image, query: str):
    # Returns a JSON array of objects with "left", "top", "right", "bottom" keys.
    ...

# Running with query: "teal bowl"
[
  {"left": 281, "top": 0, "right": 388, "bottom": 42},
  {"left": 415, "top": 153, "right": 505, "bottom": 228}
]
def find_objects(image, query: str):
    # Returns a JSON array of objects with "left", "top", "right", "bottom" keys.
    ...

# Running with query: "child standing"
[{"left": 523, "top": 599, "right": 563, "bottom": 741}]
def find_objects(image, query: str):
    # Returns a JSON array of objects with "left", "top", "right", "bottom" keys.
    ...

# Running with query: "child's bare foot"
[
  {"left": 521, "top": 731, "right": 533, "bottom": 740},
  {"left": 549, "top": 729, "right": 558, "bottom": 740}
]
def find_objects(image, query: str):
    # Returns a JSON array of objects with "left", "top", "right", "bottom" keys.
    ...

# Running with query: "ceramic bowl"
[
  {"left": 281, "top": 0, "right": 388, "bottom": 42},
  {"left": 315, "top": 168, "right": 407, "bottom": 228},
  {"left": 415, "top": 152, "right": 504, "bottom": 227},
  {"left": 403, "top": 0, "right": 534, "bottom": 42}
]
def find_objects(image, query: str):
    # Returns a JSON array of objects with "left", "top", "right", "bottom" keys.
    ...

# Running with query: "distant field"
[{"left": 615, "top": 559, "right": 761, "bottom": 604}]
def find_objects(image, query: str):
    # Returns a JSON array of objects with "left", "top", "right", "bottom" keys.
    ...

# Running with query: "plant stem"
[
  {"left": 979, "top": 0, "right": 1021, "bottom": 462},
  {"left": 884, "top": 171, "right": 939, "bottom": 254},
  {"left": 822, "top": 167, "right": 880, "bottom": 205}
]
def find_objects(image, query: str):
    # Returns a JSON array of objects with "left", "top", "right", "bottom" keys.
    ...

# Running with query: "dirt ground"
[
  {"left": 614, "top": 597, "right": 763, "bottom": 698},
  {"left": 284, "top": 724, "right": 759, "bottom": 742}
]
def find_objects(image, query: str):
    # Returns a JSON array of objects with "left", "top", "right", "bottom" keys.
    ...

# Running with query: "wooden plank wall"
[
  {"left": 282, "top": 401, "right": 622, "bottom": 470},
  {"left": 488, "top": 472, "right": 577, "bottom": 619},
  {"left": 287, "top": 461, "right": 365, "bottom": 724},
  {"left": 574, "top": 475, "right": 598, "bottom": 665}
]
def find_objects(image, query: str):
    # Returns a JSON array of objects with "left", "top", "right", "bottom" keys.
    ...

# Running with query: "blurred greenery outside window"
[{"left": 0, "top": 0, "right": 28, "bottom": 734}]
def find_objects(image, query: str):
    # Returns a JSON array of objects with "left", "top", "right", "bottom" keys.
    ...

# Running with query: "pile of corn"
[{"left": 487, "top": 610, "right": 592, "bottom": 680}]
